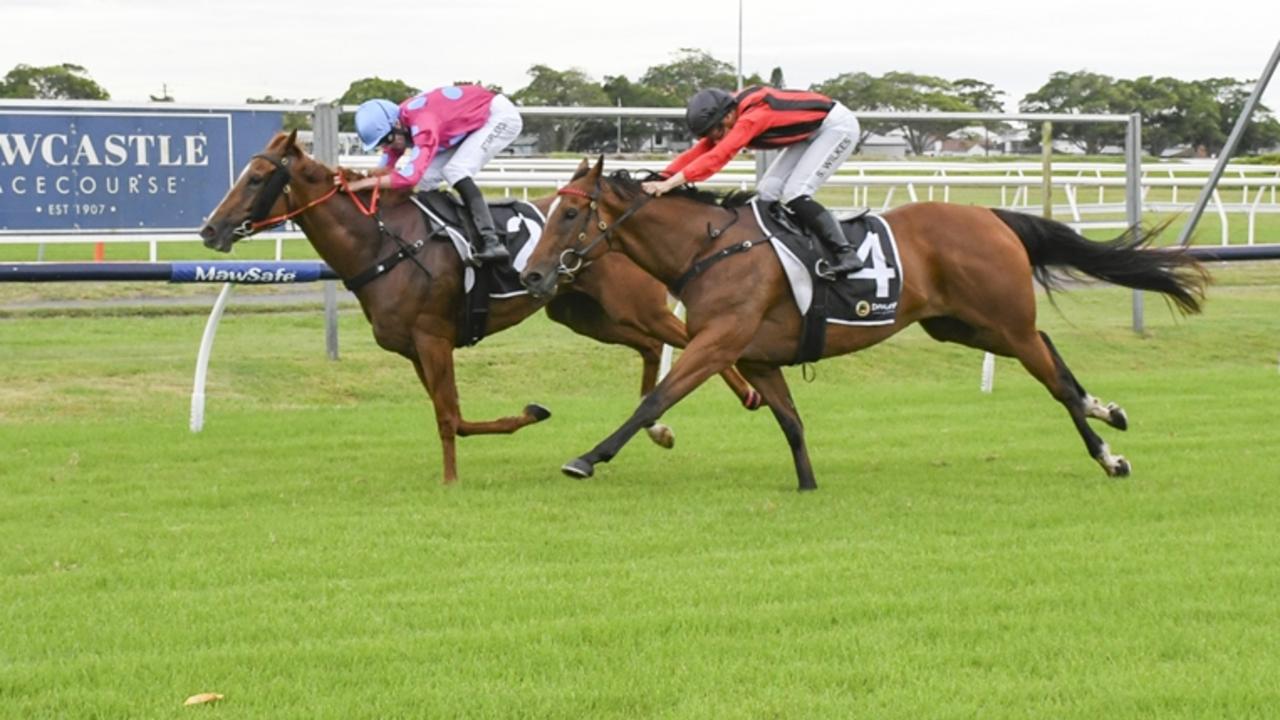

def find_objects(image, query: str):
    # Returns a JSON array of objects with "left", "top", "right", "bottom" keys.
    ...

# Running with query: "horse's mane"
[{"left": 600, "top": 169, "right": 756, "bottom": 209}]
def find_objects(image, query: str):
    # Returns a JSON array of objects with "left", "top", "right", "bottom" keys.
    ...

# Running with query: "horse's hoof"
[
  {"left": 798, "top": 482, "right": 818, "bottom": 492},
  {"left": 1107, "top": 403, "right": 1128, "bottom": 431},
  {"left": 1113, "top": 457, "right": 1132, "bottom": 477},
  {"left": 525, "top": 403, "right": 552, "bottom": 422},
  {"left": 646, "top": 423, "right": 675, "bottom": 449},
  {"left": 562, "top": 458, "right": 594, "bottom": 479},
  {"left": 743, "top": 389, "right": 763, "bottom": 411}
]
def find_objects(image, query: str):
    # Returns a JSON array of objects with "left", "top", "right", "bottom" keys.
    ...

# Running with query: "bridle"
[
  {"left": 552, "top": 178, "right": 651, "bottom": 280},
  {"left": 231, "top": 151, "right": 429, "bottom": 293},
  {"left": 234, "top": 153, "right": 381, "bottom": 238}
]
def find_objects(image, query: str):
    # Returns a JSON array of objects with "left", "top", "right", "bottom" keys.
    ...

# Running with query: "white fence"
[{"left": 5, "top": 157, "right": 1279, "bottom": 257}]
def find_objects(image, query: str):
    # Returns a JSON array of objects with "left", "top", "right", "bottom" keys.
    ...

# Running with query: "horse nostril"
[
  {"left": 199, "top": 225, "right": 216, "bottom": 242},
  {"left": 523, "top": 271, "right": 542, "bottom": 287}
]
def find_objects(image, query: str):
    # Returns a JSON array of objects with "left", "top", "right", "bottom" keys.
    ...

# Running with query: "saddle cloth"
[
  {"left": 410, "top": 190, "right": 546, "bottom": 299},
  {"left": 409, "top": 190, "right": 546, "bottom": 347},
  {"left": 749, "top": 199, "right": 904, "bottom": 327}
]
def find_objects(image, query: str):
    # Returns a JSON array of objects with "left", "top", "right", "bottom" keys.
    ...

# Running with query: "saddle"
[
  {"left": 410, "top": 190, "right": 545, "bottom": 347},
  {"left": 751, "top": 199, "right": 903, "bottom": 364}
]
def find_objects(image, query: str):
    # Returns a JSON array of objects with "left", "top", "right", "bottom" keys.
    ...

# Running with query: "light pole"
[{"left": 737, "top": 0, "right": 743, "bottom": 91}]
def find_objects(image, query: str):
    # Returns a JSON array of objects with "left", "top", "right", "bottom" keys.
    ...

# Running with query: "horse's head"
[
  {"left": 521, "top": 157, "right": 628, "bottom": 299},
  {"left": 200, "top": 129, "right": 307, "bottom": 252}
]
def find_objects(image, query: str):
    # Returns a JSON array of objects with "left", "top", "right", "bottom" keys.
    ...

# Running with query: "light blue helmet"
[{"left": 354, "top": 99, "right": 401, "bottom": 151}]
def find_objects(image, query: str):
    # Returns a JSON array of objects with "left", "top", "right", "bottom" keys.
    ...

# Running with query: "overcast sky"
[{"left": 4, "top": 0, "right": 1278, "bottom": 112}]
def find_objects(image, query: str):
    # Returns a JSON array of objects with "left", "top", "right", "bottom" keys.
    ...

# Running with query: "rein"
[
  {"left": 236, "top": 152, "right": 426, "bottom": 293},
  {"left": 237, "top": 154, "right": 381, "bottom": 237}
]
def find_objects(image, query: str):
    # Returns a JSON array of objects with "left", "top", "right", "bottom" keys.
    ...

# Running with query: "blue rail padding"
[
  {"left": 1184, "top": 244, "right": 1280, "bottom": 262},
  {"left": 169, "top": 262, "right": 336, "bottom": 283},
  {"left": 0, "top": 262, "right": 339, "bottom": 283}
]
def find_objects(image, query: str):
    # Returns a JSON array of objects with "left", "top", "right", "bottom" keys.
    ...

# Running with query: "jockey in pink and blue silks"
[{"left": 348, "top": 85, "right": 523, "bottom": 264}]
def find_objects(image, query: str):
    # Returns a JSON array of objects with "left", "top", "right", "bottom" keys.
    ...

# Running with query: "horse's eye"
[
  {"left": 247, "top": 175, "right": 263, "bottom": 187},
  {"left": 563, "top": 208, "right": 578, "bottom": 220}
]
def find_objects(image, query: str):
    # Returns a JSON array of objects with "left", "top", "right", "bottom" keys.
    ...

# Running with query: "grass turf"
[{"left": 2, "top": 266, "right": 1279, "bottom": 717}]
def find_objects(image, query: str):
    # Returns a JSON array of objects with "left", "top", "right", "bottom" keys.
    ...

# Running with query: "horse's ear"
[
  {"left": 285, "top": 128, "right": 299, "bottom": 152},
  {"left": 570, "top": 158, "right": 590, "bottom": 181},
  {"left": 589, "top": 155, "right": 605, "bottom": 179}
]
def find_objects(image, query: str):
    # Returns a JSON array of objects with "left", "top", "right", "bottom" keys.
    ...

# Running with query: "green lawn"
[{"left": 2, "top": 267, "right": 1278, "bottom": 718}]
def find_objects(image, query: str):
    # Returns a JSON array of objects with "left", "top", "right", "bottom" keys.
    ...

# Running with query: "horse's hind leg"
[
  {"left": 1006, "top": 329, "right": 1131, "bottom": 477},
  {"left": 411, "top": 333, "right": 550, "bottom": 484},
  {"left": 1039, "top": 332, "right": 1129, "bottom": 431},
  {"left": 921, "top": 316, "right": 1130, "bottom": 476}
]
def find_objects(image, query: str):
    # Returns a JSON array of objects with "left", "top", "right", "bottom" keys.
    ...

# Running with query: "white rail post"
[
  {"left": 981, "top": 352, "right": 996, "bottom": 393},
  {"left": 658, "top": 299, "right": 685, "bottom": 380},
  {"left": 190, "top": 282, "right": 235, "bottom": 433}
]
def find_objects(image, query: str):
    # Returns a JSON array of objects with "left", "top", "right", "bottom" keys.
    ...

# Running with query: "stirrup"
[{"left": 813, "top": 259, "right": 837, "bottom": 281}]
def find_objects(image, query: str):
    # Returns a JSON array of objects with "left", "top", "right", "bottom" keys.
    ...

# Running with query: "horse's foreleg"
[
  {"left": 545, "top": 293, "right": 674, "bottom": 449},
  {"left": 562, "top": 327, "right": 750, "bottom": 480},
  {"left": 410, "top": 336, "right": 462, "bottom": 485},
  {"left": 411, "top": 334, "right": 550, "bottom": 485},
  {"left": 636, "top": 311, "right": 761, "bottom": 410},
  {"left": 735, "top": 361, "right": 817, "bottom": 491}
]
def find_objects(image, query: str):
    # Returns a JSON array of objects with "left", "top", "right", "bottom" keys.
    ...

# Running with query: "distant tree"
[
  {"left": 811, "top": 72, "right": 885, "bottom": 147},
  {"left": 1199, "top": 77, "right": 1280, "bottom": 155},
  {"left": 336, "top": 77, "right": 420, "bottom": 131},
  {"left": 598, "top": 74, "right": 669, "bottom": 151},
  {"left": 150, "top": 83, "right": 174, "bottom": 103},
  {"left": 815, "top": 71, "right": 986, "bottom": 154},
  {"left": 951, "top": 78, "right": 1005, "bottom": 113},
  {"left": 1110, "top": 76, "right": 1219, "bottom": 157},
  {"left": 769, "top": 66, "right": 785, "bottom": 88},
  {"left": 510, "top": 65, "right": 610, "bottom": 151},
  {"left": 0, "top": 63, "right": 109, "bottom": 99},
  {"left": 246, "top": 95, "right": 313, "bottom": 132},
  {"left": 1020, "top": 70, "right": 1128, "bottom": 154},
  {"left": 639, "top": 49, "right": 756, "bottom": 105}
]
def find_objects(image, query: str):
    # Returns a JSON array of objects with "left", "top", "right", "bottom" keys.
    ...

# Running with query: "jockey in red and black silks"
[{"left": 643, "top": 86, "right": 865, "bottom": 275}]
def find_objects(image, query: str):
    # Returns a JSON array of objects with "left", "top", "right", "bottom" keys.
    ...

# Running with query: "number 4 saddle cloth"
[{"left": 748, "top": 199, "right": 904, "bottom": 363}]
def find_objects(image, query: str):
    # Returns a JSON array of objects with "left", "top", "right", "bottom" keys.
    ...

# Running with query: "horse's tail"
[{"left": 992, "top": 208, "right": 1209, "bottom": 315}]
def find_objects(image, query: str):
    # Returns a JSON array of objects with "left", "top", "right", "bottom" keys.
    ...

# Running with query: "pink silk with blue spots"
[{"left": 380, "top": 85, "right": 496, "bottom": 190}]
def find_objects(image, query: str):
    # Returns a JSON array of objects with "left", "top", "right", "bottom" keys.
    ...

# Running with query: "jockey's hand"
[
  {"left": 341, "top": 176, "right": 378, "bottom": 192},
  {"left": 642, "top": 171, "right": 685, "bottom": 197}
]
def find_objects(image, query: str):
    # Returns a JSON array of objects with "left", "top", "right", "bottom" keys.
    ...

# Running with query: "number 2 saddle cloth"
[
  {"left": 410, "top": 190, "right": 547, "bottom": 346},
  {"left": 748, "top": 199, "right": 904, "bottom": 363}
]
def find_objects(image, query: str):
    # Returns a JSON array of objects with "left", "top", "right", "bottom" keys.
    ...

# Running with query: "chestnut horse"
[
  {"left": 199, "top": 132, "right": 757, "bottom": 484},
  {"left": 520, "top": 159, "right": 1209, "bottom": 490}
]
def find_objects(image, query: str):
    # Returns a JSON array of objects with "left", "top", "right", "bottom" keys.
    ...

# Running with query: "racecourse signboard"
[{"left": 0, "top": 106, "right": 283, "bottom": 234}]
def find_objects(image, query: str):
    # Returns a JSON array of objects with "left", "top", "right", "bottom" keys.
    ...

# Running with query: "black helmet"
[{"left": 686, "top": 88, "right": 737, "bottom": 137}]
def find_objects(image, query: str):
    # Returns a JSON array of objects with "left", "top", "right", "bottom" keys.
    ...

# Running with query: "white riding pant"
[
  {"left": 417, "top": 94, "right": 524, "bottom": 191},
  {"left": 755, "top": 102, "right": 860, "bottom": 203}
]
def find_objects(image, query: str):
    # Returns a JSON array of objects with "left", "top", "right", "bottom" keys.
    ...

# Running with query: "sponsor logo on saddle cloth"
[
  {"left": 410, "top": 190, "right": 546, "bottom": 298},
  {"left": 750, "top": 199, "right": 903, "bottom": 326}
]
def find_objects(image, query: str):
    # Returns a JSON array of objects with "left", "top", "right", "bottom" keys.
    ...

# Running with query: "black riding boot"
[
  {"left": 454, "top": 177, "right": 509, "bottom": 265},
  {"left": 785, "top": 195, "right": 863, "bottom": 275}
]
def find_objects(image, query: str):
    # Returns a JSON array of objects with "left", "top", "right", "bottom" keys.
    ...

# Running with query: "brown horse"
[
  {"left": 520, "top": 159, "right": 1209, "bottom": 490},
  {"left": 199, "top": 132, "right": 758, "bottom": 484}
]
